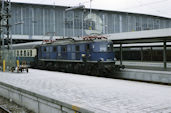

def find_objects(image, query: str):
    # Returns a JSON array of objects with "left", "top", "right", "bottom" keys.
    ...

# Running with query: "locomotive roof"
[{"left": 41, "top": 38, "right": 111, "bottom": 46}]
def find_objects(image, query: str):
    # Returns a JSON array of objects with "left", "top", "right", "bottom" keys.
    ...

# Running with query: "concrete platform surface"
[{"left": 0, "top": 69, "right": 171, "bottom": 113}]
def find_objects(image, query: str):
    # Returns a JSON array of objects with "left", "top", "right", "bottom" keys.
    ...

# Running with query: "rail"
[{"left": 0, "top": 106, "right": 11, "bottom": 113}]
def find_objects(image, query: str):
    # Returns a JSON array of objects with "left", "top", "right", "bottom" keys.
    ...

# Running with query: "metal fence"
[{"left": 0, "top": 49, "right": 16, "bottom": 72}]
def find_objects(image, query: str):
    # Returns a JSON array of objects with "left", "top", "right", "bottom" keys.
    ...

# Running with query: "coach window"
[
  {"left": 27, "top": 50, "right": 30, "bottom": 56},
  {"left": 76, "top": 45, "right": 80, "bottom": 52},
  {"left": 17, "top": 50, "right": 19, "bottom": 56},
  {"left": 20, "top": 50, "right": 23, "bottom": 56},
  {"left": 24, "top": 50, "right": 26, "bottom": 56},
  {"left": 30, "top": 50, "right": 32, "bottom": 56}
]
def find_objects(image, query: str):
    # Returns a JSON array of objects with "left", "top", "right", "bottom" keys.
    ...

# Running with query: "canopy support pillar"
[
  {"left": 163, "top": 40, "right": 167, "bottom": 69},
  {"left": 120, "top": 43, "right": 123, "bottom": 66}
]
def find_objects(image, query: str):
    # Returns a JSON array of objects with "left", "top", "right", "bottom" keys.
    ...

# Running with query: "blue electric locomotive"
[{"left": 33, "top": 38, "right": 121, "bottom": 76}]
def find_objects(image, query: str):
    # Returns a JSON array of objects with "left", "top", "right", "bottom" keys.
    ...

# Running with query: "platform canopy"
[
  {"left": 105, "top": 28, "right": 171, "bottom": 69},
  {"left": 105, "top": 28, "right": 171, "bottom": 44}
]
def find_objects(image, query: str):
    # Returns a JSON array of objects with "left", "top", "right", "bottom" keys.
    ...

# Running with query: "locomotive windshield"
[
  {"left": 107, "top": 44, "right": 113, "bottom": 52},
  {"left": 99, "top": 43, "right": 113, "bottom": 52},
  {"left": 100, "top": 44, "right": 107, "bottom": 52}
]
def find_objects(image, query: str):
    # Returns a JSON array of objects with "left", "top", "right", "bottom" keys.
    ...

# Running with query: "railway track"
[
  {"left": 0, "top": 96, "right": 34, "bottom": 113},
  {"left": 0, "top": 106, "right": 11, "bottom": 113}
]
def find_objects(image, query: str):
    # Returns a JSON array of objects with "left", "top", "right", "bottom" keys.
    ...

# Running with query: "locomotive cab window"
[
  {"left": 53, "top": 46, "right": 57, "bottom": 52},
  {"left": 75, "top": 45, "right": 80, "bottom": 52},
  {"left": 100, "top": 44, "right": 107, "bottom": 52},
  {"left": 62, "top": 46, "right": 67, "bottom": 52},
  {"left": 107, "top": 44, "right": 113, "bottom": 52},
  {"left": 44, "top": 47, "right": 46, "bottom": 52},
  {"left": 86, "top": 44, "right": 90, "bottom": 51}
]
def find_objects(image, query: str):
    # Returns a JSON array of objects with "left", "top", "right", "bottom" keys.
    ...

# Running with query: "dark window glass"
[
  {"left": 75, "top": 45, "right": 80, "bottom": 52},
  {"left": 17, "top": 51, "right": 19, "bottom": 56},
  {"left": 53, "top": 47, "right": 57, "bottom": 52},
  {"left": 86, "top": 44, "right": 90, "bottom": 51},
  {"left": 107, "top": 44, "right": 113, "bottom": 52},
  {"left": 27, "top": 50, "right": 30, "bottom": 56},
  {"left": 24, "top": 50, "right": 26, "bottom": 56},
  {"left": 30, "top": 50, "right": 32, "bottom": 56},
  {"left": 100, "top": 44, "right": 107, "bottom": 52},
  {"left": 20, "top": 50, "right": 23, "bottom": 56},
  {"left": 44, "top": 47, "right": 46, "bottom": 52},
  {"left": 62, "top": 46, "right": 67, "bottom": 52}
]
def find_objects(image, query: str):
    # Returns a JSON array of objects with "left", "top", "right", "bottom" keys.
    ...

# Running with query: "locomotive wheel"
[
  {"left": 74, "top": 63, "right": 80, "bottom": 74},
  {"left": 66, "top": 64, "right": 71, "bottom": 73},
  {"left": 91, "top": 66, "right": 99, "bottom": 76},
  {"left": 95, "top": 69, "right": 100, "bottom": 76},
  {"left": 83, "top": 65, "right": 89, "bottom": 75},
  {"left": 91, "top": 68, "right": 96, "bottom": 76}
]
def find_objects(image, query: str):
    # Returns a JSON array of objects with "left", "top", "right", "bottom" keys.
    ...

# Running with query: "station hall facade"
[{"left": 11, "top": 2, "right": 171, "bottom": 42}]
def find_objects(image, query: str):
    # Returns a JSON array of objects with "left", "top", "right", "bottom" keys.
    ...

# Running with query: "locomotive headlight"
[
  {"left": 114, "top": 58, "right": 117, "bottom": 61},
  {"left": 100, "top": 58, "right": 104, "bottom": 61},
  {"left": 82, "top": 54, "right": 86, "bottom": 57}
]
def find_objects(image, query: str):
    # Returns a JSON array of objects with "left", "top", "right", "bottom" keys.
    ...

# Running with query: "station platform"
[
  {"left": 115, "top": 61, "right": 171, "bottom": 84},
  {"left": 116, "top": 61, "right": 171, "bottom": 71},
  {"left": 0, "top": 69, "right": 171, "bottom": 113}
]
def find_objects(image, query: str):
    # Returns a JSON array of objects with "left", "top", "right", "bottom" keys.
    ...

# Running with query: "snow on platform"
[{"left": 0, "top": 69, "right": 171, "bottom": 113}]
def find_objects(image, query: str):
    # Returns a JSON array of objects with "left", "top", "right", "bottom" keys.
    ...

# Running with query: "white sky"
[{"left": 11, "top": 0, "right": 171, "bottom": 18}]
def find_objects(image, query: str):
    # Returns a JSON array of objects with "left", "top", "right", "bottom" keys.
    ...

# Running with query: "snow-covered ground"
[{"left": 0, "top": 69, "right": 171, "bottom": 113}]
